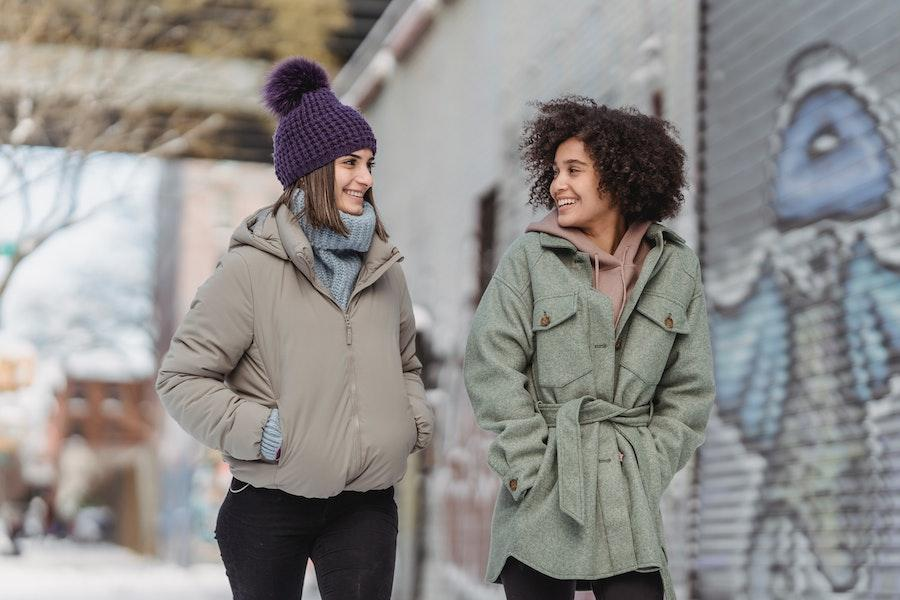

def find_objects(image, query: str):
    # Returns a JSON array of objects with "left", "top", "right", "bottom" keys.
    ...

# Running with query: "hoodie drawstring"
[
  {"left": 594, "top": 249, "right": 629, "bottom": 328},
  {"left": 613, "top": 244, "right": 633, "bottom": 328}
]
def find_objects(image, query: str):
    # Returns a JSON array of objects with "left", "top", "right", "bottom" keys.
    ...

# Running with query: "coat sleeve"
[
  {"left": 155, "top": 250, "right": 270, "bottom": 460},
  {"left": 648, "top": 262, "right": 716, "bottom": 493},
  {"left": 398, "top": 270, "right": 434, "bottom": 451},
  {"left": 464, "top": 247, "right": 548, "bottom": 501}
]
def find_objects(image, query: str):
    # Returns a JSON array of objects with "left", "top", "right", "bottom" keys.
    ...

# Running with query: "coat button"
[
  {"left": 615, "top": 338, "right": 622, "bottom": 350},
  {"left": 664, "top": 315, "right": 674, "bottom": 329},
  {"left": 540, "top": 313, "right": 551, "bottom": 327},
  {"left": 509, "top": 479, "right": 518, "bottom": 492}
]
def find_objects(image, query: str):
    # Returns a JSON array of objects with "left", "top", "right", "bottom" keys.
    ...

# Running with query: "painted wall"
[{"left": 697, "top": 1, "right": 900, "bottom": 598}]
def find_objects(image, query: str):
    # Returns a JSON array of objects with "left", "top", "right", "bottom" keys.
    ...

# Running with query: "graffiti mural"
[{"left": 699, "top": 43, "right": 900, "bottom": 599}]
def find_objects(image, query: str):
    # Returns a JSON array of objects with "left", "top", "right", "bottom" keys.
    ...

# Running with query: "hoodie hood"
[{"left": 526, "top": 209, "right": 651, "bottom": 326}]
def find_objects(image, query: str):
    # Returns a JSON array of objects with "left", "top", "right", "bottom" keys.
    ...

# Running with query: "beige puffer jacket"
[{"left": 156, "top": 203, "right": 433, "bottom": 497}]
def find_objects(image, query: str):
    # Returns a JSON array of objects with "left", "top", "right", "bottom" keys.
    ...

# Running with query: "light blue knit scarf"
[{"left": 290, "top": 188, "right": 376, "bottom": 310}]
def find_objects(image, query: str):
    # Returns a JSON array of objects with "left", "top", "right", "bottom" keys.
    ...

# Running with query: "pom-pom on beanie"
[{"left": 263, "top": 57, "right": 377, "bottom": 188}]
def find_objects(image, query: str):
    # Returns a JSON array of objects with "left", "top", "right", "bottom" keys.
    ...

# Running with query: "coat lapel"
[{"left": 614, "top": 223, "right": 683, "bottom": 338}]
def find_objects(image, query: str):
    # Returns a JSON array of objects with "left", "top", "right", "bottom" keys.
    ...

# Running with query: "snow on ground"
[
  {"left": 0, "top": 538, "right": 230, "bottom": 600},
  {"left": 1, "top": 538, "right": 325, "bottom": 600}
]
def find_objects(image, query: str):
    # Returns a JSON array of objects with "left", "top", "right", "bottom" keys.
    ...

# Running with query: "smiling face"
[
  {"left": 550, "top": 137, "right": 618, "bottom": 232},
  {"left": 333, "top": 149, "right": 375, "bottom": 215}
]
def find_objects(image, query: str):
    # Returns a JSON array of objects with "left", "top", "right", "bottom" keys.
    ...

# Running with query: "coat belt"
[{"left": 538, "top": 397, "right": 653, "bottom": 526}]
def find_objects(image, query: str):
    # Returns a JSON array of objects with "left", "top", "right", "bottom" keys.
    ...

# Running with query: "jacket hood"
[
  {"left": 229, "top": 203, "right": 400, "bottom": 276},
  {"left": 230, "top": 205, "right": 289, "bottom": 259}
]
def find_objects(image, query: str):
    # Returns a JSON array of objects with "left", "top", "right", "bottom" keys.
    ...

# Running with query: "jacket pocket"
[
  {"left": 274, "top": 400, "right": 296, "bottom": 469},
  {"left": 620, "top": 293, "right": 690, "bottom": 385},
  {"left": 531, "top": 292, "right": 592, "bottom": 388},
  {"left": 273, "top": 406, "right": 285, "bottom": 463},
  {"left": 520, "top": 431, "right": 557, "bottom": 503},
  {"left": 628, "top": 427, "right": 664, "bottom": 510}
]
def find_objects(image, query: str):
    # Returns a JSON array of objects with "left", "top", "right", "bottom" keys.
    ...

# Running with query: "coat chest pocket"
[
  {"left": 620, "top": 293, "right": 690, "bottom": 385},
  {"left": 531, "top": 292, "right": 592, "bottom": 388}
]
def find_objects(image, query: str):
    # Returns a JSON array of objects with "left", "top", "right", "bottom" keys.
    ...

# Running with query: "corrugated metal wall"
[{"left": 696, "top": 1, "right": 900, "bottom": 598}]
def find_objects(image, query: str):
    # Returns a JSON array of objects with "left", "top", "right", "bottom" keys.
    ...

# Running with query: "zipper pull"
[{"left": 345, "top": 314, "right": 352, "bottom": 345}]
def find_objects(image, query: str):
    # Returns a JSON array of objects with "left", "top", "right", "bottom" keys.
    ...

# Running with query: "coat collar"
[
  {"left": 537, "top": 232, "right": 577, "bottom": 251},
  {"left": 537, "top": 222, "right": 685, "bottom": 252},
  {"left": 614, "top": 223, "right": 686, "bottom": 337},
  {"left": 270, "top": 202, "right": 403, "bottom": 311},
  {"left": 532, "top": 221, "right": 685, "bottom": 338},
  {"left": 273, "top": 202, "right": 401, "bottom": 274},
  {"left": 647, "top": 222, "right": 686, "bottom": 245}
]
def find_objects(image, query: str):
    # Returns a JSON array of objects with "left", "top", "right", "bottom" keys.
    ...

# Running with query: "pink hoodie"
[{"left": 526, "top": 209, "right": 652, "bottom": 327}]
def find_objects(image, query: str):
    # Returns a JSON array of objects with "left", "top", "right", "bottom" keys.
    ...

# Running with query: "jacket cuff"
[
  {"left": 487, "top": 443, "right": 539, "bottom": 502},
  {"left": 412, "top": 413, "right": 434, "bottom": 451},
  {"left": 260, "top": 408, "right": 282, "bottom": 461}
]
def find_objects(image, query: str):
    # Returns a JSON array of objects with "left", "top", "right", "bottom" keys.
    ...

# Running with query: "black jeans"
[
  {"left": 501, "top": 557, "right": 664, "bottom": 600},
  {"left": 215, "top": 478, "right": 398, "bottom": 600}
]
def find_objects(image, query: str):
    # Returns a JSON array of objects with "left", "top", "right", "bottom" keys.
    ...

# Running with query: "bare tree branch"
[
  {"left": 0, "top": 190, "right": 128, "bottom": 299},
  {"left": 0, "top": 0, "right": 347, "bottom": 344}
]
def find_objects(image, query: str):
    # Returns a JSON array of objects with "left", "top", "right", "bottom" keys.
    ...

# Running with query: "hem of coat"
[
  {"left": 226, "top": 462, "right": 407, "bottom": 499},
  {"left": 226, "top": 462, "right": 279, "bottom": 492},
  {"left": 486, "top": 552, "right": 673, "bottom": 599}
]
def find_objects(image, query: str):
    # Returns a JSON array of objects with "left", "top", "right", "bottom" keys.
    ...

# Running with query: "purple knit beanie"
[{"left": 263, "top": 57, "right": 377, "bottom": 188}]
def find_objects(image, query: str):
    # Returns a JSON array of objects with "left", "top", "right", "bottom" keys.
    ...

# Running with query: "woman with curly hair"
[{"left": 464, "top": 97, "right": 715, "bottom": 600}]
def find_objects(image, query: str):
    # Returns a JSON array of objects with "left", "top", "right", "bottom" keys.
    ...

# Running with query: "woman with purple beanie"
[{"left": 156, "top": 57, "right": 434, "bottom": 599}]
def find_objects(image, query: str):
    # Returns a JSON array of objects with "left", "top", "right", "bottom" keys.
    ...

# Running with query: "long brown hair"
[{"left": 277, "top": 160, "right": 388, "bottom": 241}]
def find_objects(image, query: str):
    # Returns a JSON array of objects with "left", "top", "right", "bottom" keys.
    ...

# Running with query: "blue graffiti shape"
[
  {"left": 844, "top": 238, "right": 900, "bottom": 401},
  {"left": 774, "top": 87, "right": 891, "bottom": 227},
  {"left": 710, "top": 81, "right": 900, "bottom": 593},
  {"left": 711, "top": 271, "right": 790, "bottom": 452}
]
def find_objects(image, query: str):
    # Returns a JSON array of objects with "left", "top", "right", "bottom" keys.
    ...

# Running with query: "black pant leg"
[
  {"left": 591, "top": 570, "right": 664, "bottom": 600},
  {"left": 312, "top": 488, "right": 399, "bottom": 600},
  {"left": 215, "top": 479, "right": 318, "bottom": 600},
  {"left": 500, "top": 557, "right": 576, "bottom": 600}
]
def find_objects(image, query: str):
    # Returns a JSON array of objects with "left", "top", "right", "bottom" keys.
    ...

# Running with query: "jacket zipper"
[
  {"left": 341, "top": 253, "right": 400, "bottom": 477},
  {"left": 344, "top": 311, "right": 362, "bottom": 473},
  {"left": 299, "top": 250, "right": 401, "bottom": 479},
  {"left": 298, "top": 254, "right": 362, "bottom": 475},
  {"left": 346, "top": 324, "right": 361, "bottom": 476}
]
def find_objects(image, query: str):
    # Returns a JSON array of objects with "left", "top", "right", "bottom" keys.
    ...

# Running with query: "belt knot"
[{"left": 538, "top": 397, "right": 652, "bottom": 526}]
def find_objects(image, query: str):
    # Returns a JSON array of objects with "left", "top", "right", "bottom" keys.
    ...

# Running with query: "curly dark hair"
[{"left": 520, "top": 96, "right": 686, "bottom": 223}]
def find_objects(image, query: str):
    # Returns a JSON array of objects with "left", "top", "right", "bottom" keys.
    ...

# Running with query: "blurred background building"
[{"left": 1, "top": 1, "right": 899, "bottom": 599}]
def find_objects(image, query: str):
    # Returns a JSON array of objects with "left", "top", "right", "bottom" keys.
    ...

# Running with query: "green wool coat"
[{"left": 464, "top": 223, "right": 715, "bottom": 599}]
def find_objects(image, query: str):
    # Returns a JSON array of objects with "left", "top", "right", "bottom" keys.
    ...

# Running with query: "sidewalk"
[{"left": 1, "top": 538, "right": 230, "bottom": 600}]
